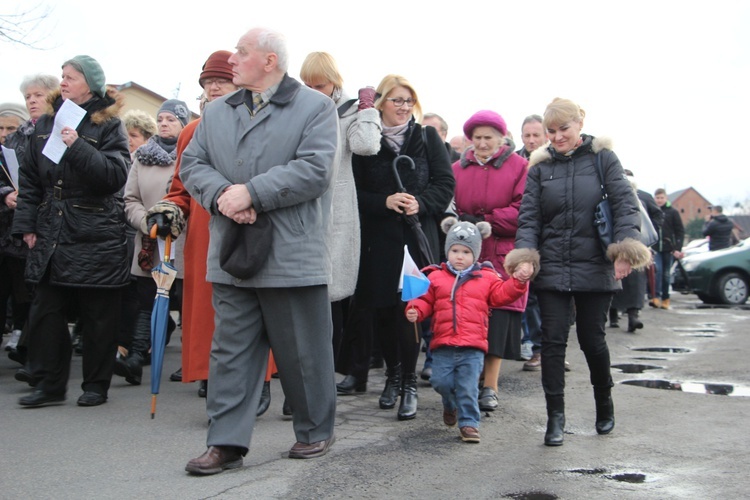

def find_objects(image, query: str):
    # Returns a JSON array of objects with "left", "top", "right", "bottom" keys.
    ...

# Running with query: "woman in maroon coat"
[{"left": 452, "top": 110, "right": 528, "bottom": 411}]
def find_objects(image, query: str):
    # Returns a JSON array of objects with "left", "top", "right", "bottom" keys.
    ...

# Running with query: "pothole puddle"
[
  {"left": 630, "top": 347, "right": 693, "bottom": 354},
  {"left": 605, "top": 472, "right": 647, "bottom": 483},
  {"left": 621, "top": 379, "right": 750, "bottom": 396},
  {"left": 612, "top": 363, "right": 663, "bottom": 374},
  {"left": 505, "top": 492, "right": 558, "bottom": 500}
]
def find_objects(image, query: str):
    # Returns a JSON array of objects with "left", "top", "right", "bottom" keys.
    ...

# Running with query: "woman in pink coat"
[{"left": 452, "top": 110, "right": 528, "bottom": 412}]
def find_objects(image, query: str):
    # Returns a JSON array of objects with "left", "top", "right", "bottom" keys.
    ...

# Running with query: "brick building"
[{"left": 668, "top": 187, "right": 712, "bottom": 226}]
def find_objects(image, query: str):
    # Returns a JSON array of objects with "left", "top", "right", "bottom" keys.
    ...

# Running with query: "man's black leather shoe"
[
  {"left": 19, "top": 389, "right": 65, "bottom": 407},
  {"left": 77, "top": 391, "right": 107, "bottom": 407}
]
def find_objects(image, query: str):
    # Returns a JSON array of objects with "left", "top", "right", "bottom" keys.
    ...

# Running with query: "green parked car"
[{"left": 676, "top": 238, "right": 750, "bottom": 305}]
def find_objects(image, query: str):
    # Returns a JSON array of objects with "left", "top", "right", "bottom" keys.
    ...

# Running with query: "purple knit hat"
[{"left": 463, "top": 110, "right": 508, "bottom": 139}]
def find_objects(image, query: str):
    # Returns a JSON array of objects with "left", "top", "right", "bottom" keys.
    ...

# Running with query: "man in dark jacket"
[
  {"left": 702, "top": 205, "right": 735, "bottom": 251},
  {"left": 651, "top": 188, "right": 684, "bottom": 309}
]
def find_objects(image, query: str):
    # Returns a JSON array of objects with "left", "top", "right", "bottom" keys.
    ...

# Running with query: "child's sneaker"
[{"left": 460, "top": 426, "right": 480, "bottom": 443}]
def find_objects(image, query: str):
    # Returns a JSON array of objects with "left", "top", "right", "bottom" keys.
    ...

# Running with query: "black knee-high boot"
[
  {"left": 594, "top": 386, "right": 615, "bottom": 434},
  {"left": 379, "top": 364, "right": 401, "bottom": 409},
  {"left": 626, "top": 308, "right": 643, "bottom": 333},
  {"left": 545, "top": 394, "right": 565, "bottom": 446},
  {"left": 397, "top": 372, "right": 418, "bottom": 420}
]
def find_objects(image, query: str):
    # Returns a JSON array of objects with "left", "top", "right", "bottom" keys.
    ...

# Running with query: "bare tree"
[{"left": 1, "top": 4, "right": 55, "bottom": 49}]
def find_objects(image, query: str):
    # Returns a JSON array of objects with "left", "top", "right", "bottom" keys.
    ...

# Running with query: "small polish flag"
[{"left": 399, "top": 245, "right": 430, "bottom": 301}]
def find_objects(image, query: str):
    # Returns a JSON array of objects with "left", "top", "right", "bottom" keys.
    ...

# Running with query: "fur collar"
[
  {"left": 133, "top": 136, "right": 177, "bottom": 166},
  {"left": 45, "top": 88, "right": 124, "bottom": 125},
  {"left": 528, "top": 134, "right": 613, "bottom": 168}
]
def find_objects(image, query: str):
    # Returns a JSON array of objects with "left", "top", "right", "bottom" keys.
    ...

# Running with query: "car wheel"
[{"left": 715, "top": 272, "right": 749, "bottom": 305}]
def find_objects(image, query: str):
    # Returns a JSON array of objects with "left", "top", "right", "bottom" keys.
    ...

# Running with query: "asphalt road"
[{"left": 1, "top": 292, "right": 749, "bottom": 499}]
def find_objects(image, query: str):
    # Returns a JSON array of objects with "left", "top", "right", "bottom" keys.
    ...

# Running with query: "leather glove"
[
  {"left": 459, "top": 213, "right": 484, "bottom": 224},
  {"left": 145, "top": 200, "right": 186, "bottom": 239},
  {"left": 147, "top": 213, "right": 171, "bottom": 238},
  {"left": 358, "top": 87, "right": 377, "bottom": 111}
]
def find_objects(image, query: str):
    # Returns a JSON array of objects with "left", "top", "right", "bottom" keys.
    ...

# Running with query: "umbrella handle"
[
  {"left": 150, "top": 394, "right": 157, "bottom": 419},
  {"left": 149, "top": 225, "right": 172, "bottom": 262}
]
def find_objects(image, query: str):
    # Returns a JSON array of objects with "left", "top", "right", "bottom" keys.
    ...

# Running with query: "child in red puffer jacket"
[{"left": 406, "top": 217, "right": 539, "bottom": 443}]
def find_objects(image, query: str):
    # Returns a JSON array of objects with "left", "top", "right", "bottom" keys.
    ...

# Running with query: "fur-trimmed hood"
[
  {"left": 528, "top": 134, "right": 613, "bottom": 168},
  {"left": 45, "top": 87, "right": 125, "bottom": 125}
]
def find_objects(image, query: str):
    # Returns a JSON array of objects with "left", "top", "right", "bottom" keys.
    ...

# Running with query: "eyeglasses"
[
  {"left": 202, "top": 78, "right": 233, "bottom": 87},
  {"left": 386, "top": 97, "right": 416, "bottom": 108}
]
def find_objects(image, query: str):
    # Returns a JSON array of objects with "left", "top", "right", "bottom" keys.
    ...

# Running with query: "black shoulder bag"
[{"left": 592, "top": 152, "right": 615, "bottom": 256}]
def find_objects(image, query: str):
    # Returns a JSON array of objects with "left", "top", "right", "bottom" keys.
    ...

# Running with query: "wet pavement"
[{"left": 1, "top": 292, "right": 749, "bottom": 499}]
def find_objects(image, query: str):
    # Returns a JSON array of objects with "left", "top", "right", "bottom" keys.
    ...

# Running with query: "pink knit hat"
[{"left": 463, "top": 110, "right": 507, "bottom": 139}]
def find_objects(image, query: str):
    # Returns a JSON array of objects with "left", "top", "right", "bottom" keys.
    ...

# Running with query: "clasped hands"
[
  {"left": 512, "top": 262, "right": 534, "bottom": 283},
  {"left": 386, "top": 192, "right": 419, "bottom": 216},
  {"left": 217, "top": 184, "right": 257, "bottom": 224}
]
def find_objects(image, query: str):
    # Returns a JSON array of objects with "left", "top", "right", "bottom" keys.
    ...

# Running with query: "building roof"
[{"left": 668, "top": 188, "right": 687, "bottom": 203}]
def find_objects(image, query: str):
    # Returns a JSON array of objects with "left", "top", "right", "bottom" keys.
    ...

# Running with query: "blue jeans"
[
  {"left": 654, "top": 252, "right": 674, "bottom": 300},
  {"left": 430, "top": 347, "right": 484, "bottom": 428}
]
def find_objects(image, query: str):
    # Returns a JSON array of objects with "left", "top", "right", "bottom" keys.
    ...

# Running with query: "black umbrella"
[{"left": 391, "top": 155, "right": 435, "bottom": 266}]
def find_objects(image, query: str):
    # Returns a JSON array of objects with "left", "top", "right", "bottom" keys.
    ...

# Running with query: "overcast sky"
[{"left": 1, "top": 0, "right": 748, "bottom": 206}]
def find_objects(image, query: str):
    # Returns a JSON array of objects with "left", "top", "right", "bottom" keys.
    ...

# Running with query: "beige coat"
[{"left": 124, "top": 141, "right": 185, "bottom": 278}]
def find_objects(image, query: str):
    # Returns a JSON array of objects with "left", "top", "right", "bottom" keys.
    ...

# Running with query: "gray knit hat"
[
  {"left": 158, "top": 99, "right": 190, "bottom": 127},
  {"left": 63, "top": 55, "right": 107, "bottom": 98},
  {"left": 442, "top": 217, "right": 492, "bottom": 262},
  {"left": 0, "top": 102, "right": 30, "bottom": 123}
]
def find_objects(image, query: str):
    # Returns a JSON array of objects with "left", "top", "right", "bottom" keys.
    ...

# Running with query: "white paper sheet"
[
  {"left": 1, "top": 145, "right": 19, "bottom": 190},
  {"left": 41, "top": 99, "right": 87, "bottom": 164}
]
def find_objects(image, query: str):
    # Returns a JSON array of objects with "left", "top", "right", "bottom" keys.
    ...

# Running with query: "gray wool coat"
[
  {"left": 179, "top": 74, "right": 338, "bottom": 288},
  {"left": 328, "top": 94, "right": 381, "bottom": 301}
]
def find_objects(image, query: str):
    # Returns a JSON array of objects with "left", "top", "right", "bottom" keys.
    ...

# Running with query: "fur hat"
[
  {"left": 0, "top": 102, "right": 29, "bottom": 123},
  {"left": 199, "top": 50, "right": 234, "bottom": 87},
  {"left": 157, "top": 99, "right": 190, "bottom": 128},
  {"left": 63, "top": 55, "right": 107, "bottom": 98},
  {"left": 442, "top": 216, "right": 491, "bottom": 262},
  {"left": 463, "top": 110, "right": 507, "bottom": 139}
]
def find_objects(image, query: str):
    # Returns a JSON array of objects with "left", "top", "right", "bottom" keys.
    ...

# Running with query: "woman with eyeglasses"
[{"left": 352, "top": 74, "right": 455, "bottom": 420}]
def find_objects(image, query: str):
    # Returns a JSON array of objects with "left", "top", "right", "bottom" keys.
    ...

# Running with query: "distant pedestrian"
[
  {"left": 702, "top": 205, "right": 735, "bottom": 251},
  {"left": 651, "top": 188, "right": 684, "bottom": 309}
]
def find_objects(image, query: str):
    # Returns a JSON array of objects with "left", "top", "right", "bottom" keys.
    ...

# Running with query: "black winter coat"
[
  {"left": 12, "top": 90, "right": 131, "bottom": 287},
  {"left": 702, "top": 214, "right": 734, "bottom": 251},
  {"left": 655, "top": 203, "right": 684, "bottom": 253},
  {"left": 352, "top": 120, "right": 455, "bottom": 307},
  {"left": 0, "top": 120, "right": 35, "bottom": 259},
  {"left": 515, "top": 135, "right": 641, "bottom": 292}
]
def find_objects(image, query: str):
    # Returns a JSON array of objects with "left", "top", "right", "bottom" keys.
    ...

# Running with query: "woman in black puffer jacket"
[
  {"left": 515, "top": 98, "right": 650, "bottom": 446},
  {"left": 13, "top": 55, "right": 131, "bottom": 408}
]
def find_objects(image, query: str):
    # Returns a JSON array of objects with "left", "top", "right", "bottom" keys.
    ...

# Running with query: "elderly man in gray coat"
[{"left": 180, "top": 27, "right": 339, "bottom": 475}]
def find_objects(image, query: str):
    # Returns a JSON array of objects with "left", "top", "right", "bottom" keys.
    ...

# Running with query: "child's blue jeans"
[{"left": 430, "top": 346, "right": 484, "bottom": 428}]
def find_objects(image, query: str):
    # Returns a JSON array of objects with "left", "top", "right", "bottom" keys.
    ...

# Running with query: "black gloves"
[{"left": 459, "top": 213, "right": 485, "bottom": 224}]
